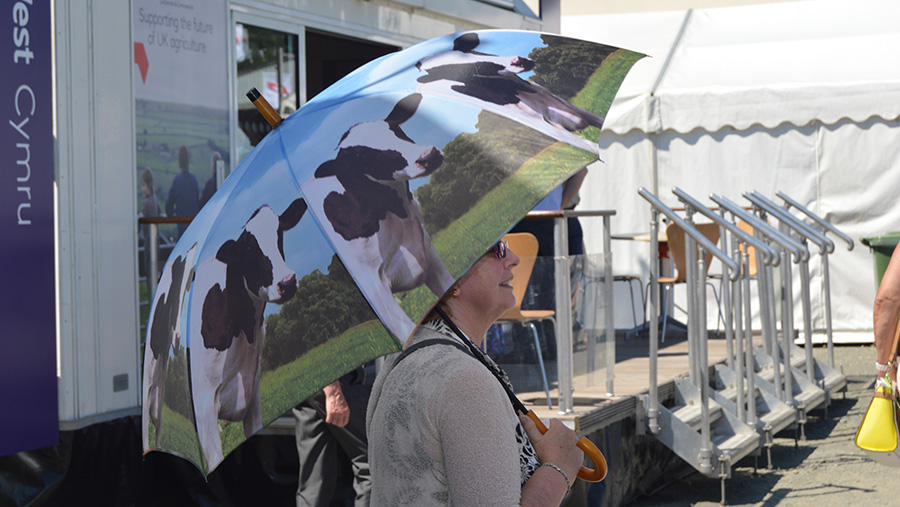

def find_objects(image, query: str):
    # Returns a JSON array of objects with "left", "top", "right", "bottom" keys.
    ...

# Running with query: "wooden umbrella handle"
[
  {"left": 246, "top": 88, "right": 283, "bottom": 127},
  {"left": 525, "top": 411, "right": 608, "bottom": 482}
]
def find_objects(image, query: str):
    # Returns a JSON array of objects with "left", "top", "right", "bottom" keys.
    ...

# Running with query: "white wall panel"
[{"left": 56, "top": 0, "right": 139, "bottom": 427}]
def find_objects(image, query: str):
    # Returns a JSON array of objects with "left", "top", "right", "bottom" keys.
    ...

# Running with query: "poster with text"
[
  {"left": 132, "top": 0, "right": 230, "bottom": 343},
  {"left": 0, "top": 0, "right": 58, "bottom": 457}
]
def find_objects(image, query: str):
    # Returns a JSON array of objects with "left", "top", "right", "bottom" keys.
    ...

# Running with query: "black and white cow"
[
  {"left": 190, "top": 198, "right": 307, "bottom": 469},
  {"left": 308, "top": 93, "right": 454, "bottom": 337},
  {"left": 416, "top": 32, "right": 605, "bottom": 154},
  {"left": 142, "top": 243, "right": 196, "bottom": 451}
]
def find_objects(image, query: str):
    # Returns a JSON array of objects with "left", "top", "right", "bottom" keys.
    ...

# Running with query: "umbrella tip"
[{"left": 246, "top": 88, "right": 283, "bottom": 128}]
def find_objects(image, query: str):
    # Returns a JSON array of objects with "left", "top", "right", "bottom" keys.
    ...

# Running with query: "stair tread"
[
  {"left": 713, "top": 431, "right": 760, "bottom": 463},
  {"left": 673, "top": 402, "right": 724, "bottom": 429}
]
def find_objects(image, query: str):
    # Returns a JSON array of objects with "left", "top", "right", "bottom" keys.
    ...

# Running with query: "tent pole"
[{"left": 648, "top": 9, "right": 693, "bottom": 195}]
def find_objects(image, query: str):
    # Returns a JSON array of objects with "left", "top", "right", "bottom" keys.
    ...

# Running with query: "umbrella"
[{"left": 141, "top": 29, "right": 645, "bottom": 476}]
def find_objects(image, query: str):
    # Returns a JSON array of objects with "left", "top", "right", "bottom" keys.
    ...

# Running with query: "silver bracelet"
[
  {"left": 541, "top": 463, "right": 571, "bottom": 495},
  {"left": 877, "top": 361, "right": 893, "bottom": 372}
]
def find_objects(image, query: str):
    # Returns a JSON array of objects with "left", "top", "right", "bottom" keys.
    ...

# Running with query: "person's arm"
[
  {"left": 561, "top": 167, "right": 587, "bottom": 210},
  {"left": 875, "top": 246, "right": 900, "bottom": 378},
  {"left": 518, "top": 415, "right": 583, "bottom": 507},
  {"left": 323, "top": 380, "right": 350, "bottom": 427}
]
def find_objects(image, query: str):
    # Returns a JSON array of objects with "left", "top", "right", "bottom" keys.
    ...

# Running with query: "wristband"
[
  {"left": 876, "top": 361, "right": 893, "bottom": 372},
  {"left": 541, "top": 463, "right": 571, "bottom": 495}
]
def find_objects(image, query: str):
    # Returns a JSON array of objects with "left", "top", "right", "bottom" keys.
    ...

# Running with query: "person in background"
[
  {"left": 165, "top": 145, "right": 200, "bottom": 239},
  {"left": 510, "top": 167, "right": 587, "bottom": 257},
  {"left": 292, "top": 368, "right": 371, "bottom": 507},
  {"left": 367, "top": 239, "right": 583, "bottom": 506},
  {"left": 873, "top": 245, "right": 900, "bottom": 389},
  {"left": 506, "top": 168, "right": 588, "bottom": 356},
  {"left": 139, "top": 167, "right": 160, "bottom": 245},
  {"left": 139, "top": 167, "right": 161, "bottom": 280},
  {"left": 200, "top": 151, "right": 222, "bottom": 209}
]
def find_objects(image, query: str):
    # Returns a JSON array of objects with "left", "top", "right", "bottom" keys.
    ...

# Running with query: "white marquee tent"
[{"left": 563, "top": 0, "right": 900, "bottom": 340}]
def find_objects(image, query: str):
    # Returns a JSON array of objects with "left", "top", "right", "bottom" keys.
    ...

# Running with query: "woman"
[{"left": 367, "top": 240, "right": 584, "bottom": 506}]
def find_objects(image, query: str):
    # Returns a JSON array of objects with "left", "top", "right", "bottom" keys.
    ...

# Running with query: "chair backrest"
[
  {"left": 665, "top": 222, "right": 720, "bottom": 283},
  {"left": 500, "top": 233, "right": 539, "bottom": 318},
  {"left": 737, "top": 219, "right": 758, "bottom": 277}
]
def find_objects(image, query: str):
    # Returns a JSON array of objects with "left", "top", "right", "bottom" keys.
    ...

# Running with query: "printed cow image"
[
  {"left": 142, "top": 243, "right": 196, "bottom": 451},
  {"left": 190, "top": 198, "right": 307, "bottom": 468},
  {"left": 416, "top": 32, "right": 605, "bottom": 154},
  {"left": 309, "top": 93, "right": 454, "bottom": 337}
]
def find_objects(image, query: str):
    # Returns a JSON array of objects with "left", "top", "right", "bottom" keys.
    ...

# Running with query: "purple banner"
[{"left": 0, "top": 0, "right": 57, "bottom": 456}]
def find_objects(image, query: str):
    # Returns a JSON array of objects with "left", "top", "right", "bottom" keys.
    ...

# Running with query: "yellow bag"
[{"left": 856, "top": 377, "right": 900, "bottom": 466}]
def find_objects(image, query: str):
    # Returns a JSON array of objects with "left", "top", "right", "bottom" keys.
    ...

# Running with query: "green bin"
[{"left": 862, "top": 232, "right": 900, "bottom": 288}]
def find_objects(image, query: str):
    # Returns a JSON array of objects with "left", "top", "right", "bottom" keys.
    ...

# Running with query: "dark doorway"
[{"left": 305, "top": 30, "right": 398, "bottom": 99}]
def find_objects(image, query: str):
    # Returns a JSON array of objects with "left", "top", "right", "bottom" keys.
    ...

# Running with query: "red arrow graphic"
[{"left": 134, "top": 42, "right": 149, "bottom": 83}]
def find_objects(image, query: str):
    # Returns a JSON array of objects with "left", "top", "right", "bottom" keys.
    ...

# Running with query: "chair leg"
[
  {"left": 636, "top": 278, "right": 647, "bottom": 325},
  {"left": 660, "top": 283, "right": 671, "bottom": 343},
  {"left": 625, "top": 281, "right": 652, "bottom": 341},
  {"left": 529, "top": 321, "right": 553, "bottom": 410},
  {"left": 627, "top": 278, "right": 639, "bottom": 327},
  {"left": 707, "top": 281, "right": 725, "bottom": 338}
]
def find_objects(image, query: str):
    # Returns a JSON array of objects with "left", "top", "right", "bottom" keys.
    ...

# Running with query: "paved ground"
[{"left": 628, "top": 343, "right": 897, "bottom": 507}]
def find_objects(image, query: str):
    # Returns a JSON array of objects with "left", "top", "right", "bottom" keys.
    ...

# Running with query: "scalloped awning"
[{"left": 563, "top": 0, "right": 900, "bottom": 135}]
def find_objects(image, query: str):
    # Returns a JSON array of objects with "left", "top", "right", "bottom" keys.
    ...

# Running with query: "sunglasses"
[{"left": 490, "top": 240, "right": 509, "bottom": 259}]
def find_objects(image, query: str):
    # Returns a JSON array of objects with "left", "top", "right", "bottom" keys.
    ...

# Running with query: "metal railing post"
[
  {"left": 745, "top": 192, "right": 835, "bottom": 384},
  {"left": 648, "top": 207, "right": 661, "bottom": 434},
  {"left": 149, "top": 224, "right": 159, "bottom": 298},
  {"left": 777, "top": 191, "right": 855, "bottom": 368},
  {"left": 603, "top": 214, "right": 616, "bottom": 397},
  {"left": 553, "top": 215, "right": 574, "bottom": 414},
  {"left": 639, "top": 189, "right": 739, "bottom": 443},
  {"left": 711, "top": 194, "right": 807, "bottom": 406},
  {"left": 525, "top": 209, "right": 617, "bottom": 411}
]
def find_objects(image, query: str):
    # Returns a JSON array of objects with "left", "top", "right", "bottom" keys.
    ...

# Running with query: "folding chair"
[{"left": 497, "top": 233, "right": 554, "bottom": 409}]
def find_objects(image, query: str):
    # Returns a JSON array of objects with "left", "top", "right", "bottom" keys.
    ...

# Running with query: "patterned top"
[{"left": 366, "top": 321, "right": 540, "bottom": 506}]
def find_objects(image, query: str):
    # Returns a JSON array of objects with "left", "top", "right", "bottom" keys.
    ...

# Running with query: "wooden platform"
[
  {"left": 264, "top": 327, "right": 757, "bottom": 436},
  {"left": 520, "top": 327, "right": 764, "bottom": 434}
]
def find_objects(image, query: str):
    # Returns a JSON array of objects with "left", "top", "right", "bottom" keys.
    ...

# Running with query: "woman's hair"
[
  {"left": 140, "top": 167, "right": 154, "bottom": 193},
  {"left": 178, "top": 145, "right": 190, "bottom": 169},
  {"left": 424, "top": 285, "right": 457, "bottom": 323}
]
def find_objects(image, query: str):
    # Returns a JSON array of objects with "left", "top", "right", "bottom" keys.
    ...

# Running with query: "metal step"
[
  {"left": 784, "top": 345, "right": 847, "bottom": 398},
  {"left": 712, "top": 364, "right": 797, "bottom": 435},
  {"left": 754, "top": 348, "right": 826, "bottom": 414},
  {"left": 650, "top": 379, "right": 760, "bottom": 479},
  {"left": 673, "top": 394, "right": 725, "bottom": 433},
  {"left": 712, "top": 364, "right": 797, "bottom": 468}
]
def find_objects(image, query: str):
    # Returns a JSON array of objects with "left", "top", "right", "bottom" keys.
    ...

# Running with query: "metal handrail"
[
  {"left": 777, "top": 191, "right": 854, "bottom": 251},
  {"left": 673, "top": 186, "right": 774, "bottom": 401},
  {"left": 744, "top": 192, "right": 834, "bottom": 254},
  {"left": 522, "top": 209, "right": 617, "bottom": 412},
  {"left": 776, "top": 191, "right": 853, "bottom": 367},
  {"left": 638, "top": 188, "right": 734, "bottom": 453},
  {"left": 639, "top": 189, "right": 739, "bottom": 275},
  {"left": 745, "top": 192, "right": 833, "bottom": 383},
  {"left": 137, "top": 216, "right": 193, "bottom": 225},
  {"left": 710, "top": 194, "right": 808, "bottom": 262},
  {"left": 673, "top": 188, "right": 777, "bottom": 265}
]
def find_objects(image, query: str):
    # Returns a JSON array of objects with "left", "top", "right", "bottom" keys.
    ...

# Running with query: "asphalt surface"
[{"left": 627, "top": 343, "right": 897, "bottom": 507}]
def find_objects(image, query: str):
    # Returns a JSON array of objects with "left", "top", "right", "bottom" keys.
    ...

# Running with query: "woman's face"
[{"left": 454, "top": 242, "right": 520, "bottom": 320}]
